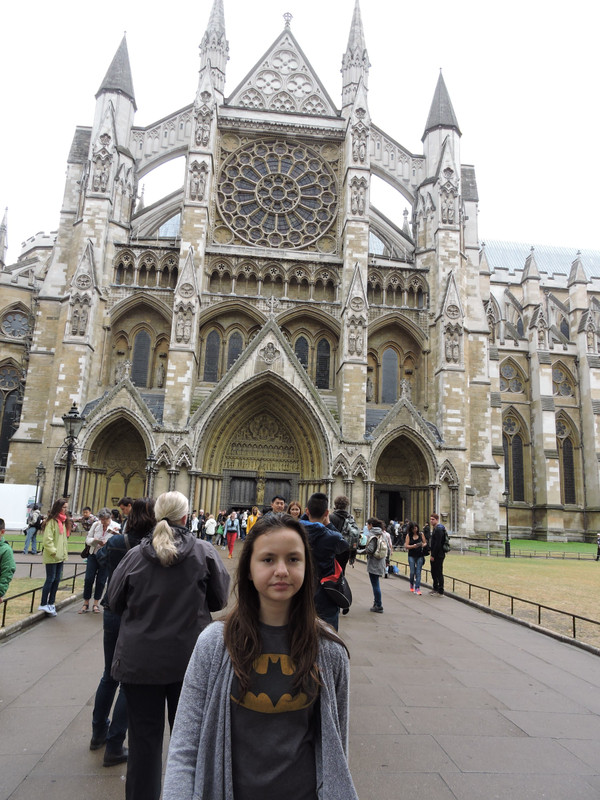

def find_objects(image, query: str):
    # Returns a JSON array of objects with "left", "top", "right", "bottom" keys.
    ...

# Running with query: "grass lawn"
[
  {"left": 391, "top": 549, "right": 600, "bottom": 648},
  {"left": 1, "top": 575, "right": 85, "bottom": 628},
  {"left": 470, "top": 539, "right": 597, "bottom": 557}
]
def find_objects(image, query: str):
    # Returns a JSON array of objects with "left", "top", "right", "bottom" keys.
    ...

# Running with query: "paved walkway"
[{"left": 2, "top": 552, "right": 600, "bottom": 799}]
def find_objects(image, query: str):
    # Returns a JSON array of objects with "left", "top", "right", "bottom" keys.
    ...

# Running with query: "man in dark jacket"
[
  {"left": 429, "top": 512, "right": 446, "bottom": 596},
  {"left": 301, "top": 493, "right": 349, "bottom": 631},
  {"left": 329, "top": 495, "right": 359, "bottom": 567},
  {"left": 90, "top": 498, "right": 150, "bottom": 766}
]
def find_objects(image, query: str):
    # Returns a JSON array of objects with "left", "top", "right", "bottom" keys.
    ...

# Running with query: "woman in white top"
[{"left": 80, "top": 508, "right": 119, "bottom": 613}]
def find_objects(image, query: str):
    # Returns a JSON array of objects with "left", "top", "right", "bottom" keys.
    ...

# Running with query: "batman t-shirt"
[{"left": 230, "top": 623, "right": 318, "bottom": 800}]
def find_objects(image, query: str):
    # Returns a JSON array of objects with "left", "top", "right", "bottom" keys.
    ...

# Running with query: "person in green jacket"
[
  {"left": 0, "top": 518, "right": 16, "bottom": 602},
  {"left": 38, "top": 497, "right": 70, "bottom": 616}
]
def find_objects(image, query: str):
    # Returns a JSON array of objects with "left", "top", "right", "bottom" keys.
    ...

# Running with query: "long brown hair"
[
  {"left": 224, "top": 512, "right": 346, "bottom": 699},
  {"left": 43, "top": 497, "right": 72, "bottom": 533}
]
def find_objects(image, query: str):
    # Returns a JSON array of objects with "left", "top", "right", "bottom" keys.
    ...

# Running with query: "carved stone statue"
[
  {"left": 356, "top": 328, "right": 364, "bottom": 356},
  {"left": 71, "top": 308, "right": 80, "bottom": 336},
  {"left": 400, "top": 378, "right": 411, "bottom": 401},
  {"left": 176, "top": 312, "right": 185, "bottom": 342},
  {"left": 183, "top": 316, "right": 192, "bottom": 343},
  {"left": 156, "top": 361, "right": 165, "bottom": 388},
  {"left": 366, "top": 376, "right": 374, "bottom": 402},
  {"left": 348, "top": 326, "right": 356, "bottom": 355},
  {"left": 79, "top": 307, "right": 88, "bottom": 335}
]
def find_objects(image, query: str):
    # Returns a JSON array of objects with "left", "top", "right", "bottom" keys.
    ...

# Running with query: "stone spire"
[
  {"left": 96, "top": 35, "right": 136, "bottom": 110},
  {"left": 422, "top": 71, "right": 461, "bottom": 140},
  {"left": 568, "top": 251, "right": 588, "bottom": 286},
  {"left": 522, "top": 246, "right": 540, "bottom": 282},
  {"left": 341, "top": 0, "right": 370, "bottom": 110},
  {"left": 200, "top": 0, "right": 229, "bottom": 95},
  {"left": 0, "top": 208, "right": 7, "bottom": 269}
]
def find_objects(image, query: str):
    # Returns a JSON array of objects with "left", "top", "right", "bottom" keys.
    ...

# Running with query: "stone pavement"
[{"left": 2, "top": 551, "right": 600, "bottom": 800}]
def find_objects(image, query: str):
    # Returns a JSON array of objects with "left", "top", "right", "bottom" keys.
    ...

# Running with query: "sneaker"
[
  {"left": 428, "top": 590, "right": 438, "bottom": 595},
  {"left": 369, "top": 605, "right": 384, "bottom": 613},
  {"left": 47, "top": 605, "right": 57, "bottom": 616},
  {"left": 416, "top": 589, "right": 422, "bottom": 595},
  {"left": 409, "top": 586, "right": 414, "bottom": 592},
  {"left": 38, "top": 604, "right": 50, "bottom": 613}
]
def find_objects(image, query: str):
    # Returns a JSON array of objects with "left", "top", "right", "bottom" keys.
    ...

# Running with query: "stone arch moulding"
[
  {"left": 370, "top": 425, "right": 438, "bottom": 484},
  {"left": 332, "top": 458, "right": 350, "bottom": 478},
  {"left": 192, "top": 372, "right": 333, "bottom": 479},
  {"left": 438, "top": 459, "right": 459, "bottom": 486},
  {"left": 77, "top": 407, "right": 155, "bottom": 467},
  {"left": 155, "top": 445, "right": 174, "bottom": 468},
  {"left": 175, "top": 446, "right": 193, "bottom": 469},
  {"left": 352, "top": 457, "right": 368, "bottom": 480}
]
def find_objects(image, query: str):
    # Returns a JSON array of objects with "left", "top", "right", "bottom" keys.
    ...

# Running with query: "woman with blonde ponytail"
[{"left": 107, "top": 491, "right": 230, "bottom": 800}]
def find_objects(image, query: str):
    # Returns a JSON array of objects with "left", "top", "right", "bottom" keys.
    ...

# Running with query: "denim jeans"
[
  {"left": 83, "top": 552, "right": 108, "bottom": 601},
  {"left": 23, "top": 526, "right": 38, "bottom": 554},
  {"left": 369, "top": 571, "right": 382, "bottom": 608},
  {"left": 409, "top": 555, "right": 424, "bottom": 590},
  {"left": 91, "top": 608, "right": 128, "bottom": 752},
  {"left": 41, "top": 562, "right": 64, "bottom": 605}
]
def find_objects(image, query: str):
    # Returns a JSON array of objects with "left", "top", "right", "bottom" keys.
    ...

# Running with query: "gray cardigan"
[{"left": 163, "top": 621, "right": 359, "bottom": 800}]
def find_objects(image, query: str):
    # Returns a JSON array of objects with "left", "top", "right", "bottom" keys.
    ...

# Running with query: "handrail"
[
  {"left": 1, "top": 564, "right": 86, "bottom": 628},
  {"left": 358, "top": 553, "right": 600, "bottom": 648}
]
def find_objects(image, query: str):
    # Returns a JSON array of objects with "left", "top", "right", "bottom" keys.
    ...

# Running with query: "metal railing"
[
  {"left": 358, "top": 553, "right": 600, "bottom": 649},
  {"left": 1, "top": 564, "right": 85, "bottom": 629}
]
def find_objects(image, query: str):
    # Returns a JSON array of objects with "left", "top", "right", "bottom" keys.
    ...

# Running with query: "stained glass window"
[
  {"left": 131, "top": 331, "right": 150, "bottom": 387},
  {"left": 204, "top": 330, "right": 220, "bottom": 382},
  {"left": 316, "top": 339, "right": 330, "bottom": 389}
]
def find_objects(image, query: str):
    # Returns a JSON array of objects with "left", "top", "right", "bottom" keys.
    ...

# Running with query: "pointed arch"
[
  {"left": 556, "top": 412, "right": 580, "bottom": 505},
  {"left": 502, "top": 407, "right": 531, "bottom": 502}
]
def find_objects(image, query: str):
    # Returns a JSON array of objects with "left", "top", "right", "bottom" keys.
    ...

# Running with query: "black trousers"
[
  {"left": 431, "top": 555, "right": 445, "bottom": 594},
  {"left": 122, "top": 681, "right": 182, "bottom": 800}
]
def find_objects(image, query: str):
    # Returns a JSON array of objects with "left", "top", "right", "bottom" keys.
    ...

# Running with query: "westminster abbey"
[{"left": 1, "top": 0, "right": 599, "bottom": 541}]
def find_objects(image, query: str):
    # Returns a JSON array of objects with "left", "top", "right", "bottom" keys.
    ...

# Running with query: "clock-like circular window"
[
  {"left": 217, "top": 139, "right": 337, "bottom": 249},
  {"left": 1, "top": 311, "right": 30, "bottom": 339}
]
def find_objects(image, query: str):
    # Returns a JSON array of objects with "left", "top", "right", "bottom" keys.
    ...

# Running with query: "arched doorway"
[
  {"left": 374, "top": 433, "right": 433, "bottom": 527},
  {"left": 80, "top": 419, "right": 147, "bottom": 510},
  {"left": 195, "top": 377, "right": 329, "bottom": 513}
]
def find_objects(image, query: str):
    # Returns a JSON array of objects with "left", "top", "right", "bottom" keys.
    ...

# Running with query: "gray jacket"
[
  {"left": 108, "top": 528, "right": 230, "bottom": 684},
  {"left": 163, "top": 621, "right": 359, "bottom": 800},
  {"left": 366, "top": 527, "right": 388, "bottom": 576}
]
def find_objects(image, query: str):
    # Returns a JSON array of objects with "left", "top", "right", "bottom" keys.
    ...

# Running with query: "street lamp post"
[
  {"left": 502, "top": 490, "right": 511, "bottom": 558},
  {"left": 145, "top": 452, "right": 157, "bottom": 496},
  {"left": 61, "top": 403, "right": 85, "bottom": 499},
  {"left": 34, "top": 461, "right": 45, "bottom": 505}
]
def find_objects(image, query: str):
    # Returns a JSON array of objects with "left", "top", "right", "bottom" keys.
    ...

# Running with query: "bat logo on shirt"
[{"left": 233, "top": 653, "right": 312, "bottom": 713}]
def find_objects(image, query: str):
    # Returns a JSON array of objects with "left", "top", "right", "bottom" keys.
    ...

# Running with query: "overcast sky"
[{"left": 1, "top": 0, "right": 596, "bottom": 265}]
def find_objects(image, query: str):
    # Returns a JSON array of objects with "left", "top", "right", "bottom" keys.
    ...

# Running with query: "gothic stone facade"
[{"left": 2, "top": 1, "right": 599, "bottom": 541}]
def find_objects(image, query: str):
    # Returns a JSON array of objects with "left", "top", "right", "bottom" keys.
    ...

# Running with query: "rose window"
[{"left": 217, "top": 139, "right": 337, "bottom": 249}]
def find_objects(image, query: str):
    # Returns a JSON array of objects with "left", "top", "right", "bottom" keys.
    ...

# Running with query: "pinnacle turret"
[
  {"left": 200, "top": 0, "right": 229, "bottom": 95},
  {"left": 96, "top": 35, "right": 136, "bottom": 110},
  {"left": 422, "top": 71, "right": 460, "bottom": 140},
  {"left": 341, "top": 0, "right": 370, "bottom": 111}
]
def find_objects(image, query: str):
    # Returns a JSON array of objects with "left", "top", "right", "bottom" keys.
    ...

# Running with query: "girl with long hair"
[
  {"left": 405, "top": 520, "right": 427, "bottom": 595},
  {"left": 163, "top": 512, "right": 358, "bottom": 800},
  {"left": 38, "top": 497, "right": 72, "bottom": 616},
  {"left": 107, "top": 491, "right": 231, "bottom": 800}
]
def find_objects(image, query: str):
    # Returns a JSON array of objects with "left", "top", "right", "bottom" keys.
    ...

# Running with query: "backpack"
[
  {"left": 341, "top": 514, "right": 360, "bottom": 552},
  {"left": 372, "top": 533, "right": 388, "bottom": 560}
]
